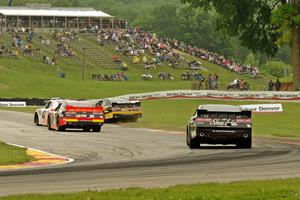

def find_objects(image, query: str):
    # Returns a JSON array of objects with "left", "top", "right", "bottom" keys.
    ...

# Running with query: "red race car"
[{"left": 47, "top": 101, "right": 104, "bottom": 132}]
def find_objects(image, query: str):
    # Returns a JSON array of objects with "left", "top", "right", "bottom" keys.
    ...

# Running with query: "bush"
[{"left": 263, "top": 61, "right": 291, "bottom": 78}]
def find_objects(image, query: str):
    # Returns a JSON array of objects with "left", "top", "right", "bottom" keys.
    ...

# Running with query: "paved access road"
[{"left": 0, "top": 110, "right": 300, "bottom": 196}]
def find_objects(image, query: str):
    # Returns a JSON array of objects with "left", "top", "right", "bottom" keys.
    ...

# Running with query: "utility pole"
[{"left": 83, "top": 47, "right": 86, "bottom": 81}]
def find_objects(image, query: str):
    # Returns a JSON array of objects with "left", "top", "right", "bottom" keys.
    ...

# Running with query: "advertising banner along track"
[{"left": 115, "top": 90, "right": 300, "bottom": 102}]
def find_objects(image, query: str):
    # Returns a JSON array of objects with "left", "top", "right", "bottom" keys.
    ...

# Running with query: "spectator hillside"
[{"left": 0, "top": 26, "right": 273, "bottom": 98}]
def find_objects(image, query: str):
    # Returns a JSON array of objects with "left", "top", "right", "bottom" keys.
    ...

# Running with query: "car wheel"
[
  {"left": 47, "top": 117, "right": 53, "bottom": 130},
  {"left": 34, "top": 113, "right": 40, "bottom": 126},
  {"left": 56, "top": 116, "right": 65, "bottom": 132},
  {"left": 237, "top": 138, "right": 252, "bottom": 149},
  {"left": 92, "top": 125, "right": 102, "bottom": 132},
  {"left": 186, "top": 127, "right": 199, "bottom": 149}
]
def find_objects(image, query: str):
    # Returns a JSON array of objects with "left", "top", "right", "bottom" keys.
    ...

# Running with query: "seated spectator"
[
  {"left": 112, "top": 55, "right": 121, "bottom": 64},
  {"left": 133, "top": 56, "right": 140, "bottom": 64},
  {"left": 119, "top": 62, "right": 129, "bottom": 71}
]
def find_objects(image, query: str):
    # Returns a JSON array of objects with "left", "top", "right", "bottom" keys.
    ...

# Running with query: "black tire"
[
  {"left": 92, "top": 125, "right": 102, "bottom": 132},
  {"left": 47, "top": 117, "right": 53, "bottom": 130},
  {"left": 186, "top": 126, "right": 199, "bottom": 149},
  {"left": 34, "top": 113, "right": 40, "bottom": 126},
  {"left": 237, "top": 138, "right": 252, "bottom": 149},
  {"left": 56, "top": 116, "right": 65, "bottom": 132}
]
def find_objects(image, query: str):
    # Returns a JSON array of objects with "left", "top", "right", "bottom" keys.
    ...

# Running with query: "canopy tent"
[
  {"left": 0, "top": 7, "right": 113, "bottom": 18},
  {"left": 0, "top": 6, "right": 118, "bottom": 30}
]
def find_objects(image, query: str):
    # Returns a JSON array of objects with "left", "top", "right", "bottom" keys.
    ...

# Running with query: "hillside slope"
[{"left": 0, "top": 32, "right": 269, "bottom": 98}]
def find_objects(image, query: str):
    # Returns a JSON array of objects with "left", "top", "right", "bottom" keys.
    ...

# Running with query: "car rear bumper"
[
  {"left": 60, "top": 118, "right": 104, "bottom": 127},
  {"left": 195, "top": 127, "right": 252, "bottom": 144}
]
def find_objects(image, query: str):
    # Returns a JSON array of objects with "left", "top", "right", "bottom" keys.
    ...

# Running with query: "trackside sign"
[
  {"left": 0, "top": 102, "right": 27, "bottom": 107},
  {"left": 241, "top": 104, "right": 283, "bottom": 113}
]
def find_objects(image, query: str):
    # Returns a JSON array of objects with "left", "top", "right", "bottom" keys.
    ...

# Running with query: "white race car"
[{"left": 34, "top": 99, "right": 66, "bottom": 126}]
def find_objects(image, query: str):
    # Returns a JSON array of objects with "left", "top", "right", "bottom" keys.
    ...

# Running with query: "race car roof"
[{"left": 198, "top": 104, "right": 242, "bottom": 112}]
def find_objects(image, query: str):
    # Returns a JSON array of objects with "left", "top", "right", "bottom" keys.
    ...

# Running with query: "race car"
[
  {"left": 95, "top": 98, "right": 142, "bottom": 122},
  {"left": 34, "top": 99, "right": 66, "bottom": 126},
  {"left": 186, "top": 104, "right": 252, "bottom": 149},
  {"left": 47, "top": 101, "right": 104, "bottom": 132}
]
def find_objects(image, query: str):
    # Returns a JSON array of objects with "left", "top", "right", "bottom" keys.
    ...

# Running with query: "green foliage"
[
  {"left": 244, "top": 53, "right": 259, "bottom": 67},
  {"left": 263, "top": 61, "right": 291, "bottom": 78},
  {"left": 183, "top": 0, "right": 280, "bottom": 56},
  {"left": 272, "top": 4, "right": 297, "bottom": 26}
]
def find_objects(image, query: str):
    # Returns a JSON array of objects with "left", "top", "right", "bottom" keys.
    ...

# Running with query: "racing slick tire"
[
  {"left": 34, "top": 113, "right": 40, "bottom": 126},
  {"left": 56, "top": 116, "right": 66, "bottom": 132},
  {"left": 47, "top": 117, "right": 53, "bottom": 131},
  {"left": 186, "top": 127, "right": 199, "bottom": 149},
  {"left": 236, "top": 138, "right": 252, "bottom": 149},
  {"left": 92, "top": 125, "right": 102, "bottom": 132}
]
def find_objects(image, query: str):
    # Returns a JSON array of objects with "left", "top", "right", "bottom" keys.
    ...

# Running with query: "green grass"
[
  {"left": 0, "top": 142, "right": 34, "bottom": 165},
  {"left": 1, "top": 178, "right": 300, "bottom": 199}
]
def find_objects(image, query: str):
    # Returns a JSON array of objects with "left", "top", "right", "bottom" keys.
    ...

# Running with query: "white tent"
[{"left": 0, "top": 7, "right": 113, "bottom": 18}]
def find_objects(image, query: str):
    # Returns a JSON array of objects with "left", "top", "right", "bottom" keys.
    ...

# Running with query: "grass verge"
[
  {"left": 1, "top": 178, "right": 300, "bottom": 199},
  {"left": 0, "top": 142, "right": 35, "bottom": 165}
]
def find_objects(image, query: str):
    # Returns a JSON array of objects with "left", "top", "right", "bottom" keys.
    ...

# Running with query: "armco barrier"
[
  {"left": 0, "top": 98, "right": 48, "bottom": 106},
  {"left": 114, "top": 90, "right": 300, "bottom": 102},
  {"left": 2, "top": 90, "right": 300, "bottom": 107}
]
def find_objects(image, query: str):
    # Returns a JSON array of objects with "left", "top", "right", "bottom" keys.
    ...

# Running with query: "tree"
[
  {"left": 245, "top": 53, "right": 259, "bottom": 67},
  {"left": 182, "top": 0, "right": 300, "bottom": 90}
]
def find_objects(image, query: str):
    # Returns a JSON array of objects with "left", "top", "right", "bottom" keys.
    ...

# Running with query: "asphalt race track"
[{"left": 0, "top": 110, "right": 300, "bottom": 196}]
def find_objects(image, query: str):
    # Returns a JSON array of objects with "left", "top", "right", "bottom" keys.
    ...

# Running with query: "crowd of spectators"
[
  {"left": 158, "top": 72, "right": 174, "bottom": 80},
  {"left": 52, "top": 30, "right": 76, "bottom": 57},
  {"left": 181, "top": 72, "right": 204, "bottom": 81},
  {"left": 227, "top": 79, "right": 250, "bottom": 91},
  {"left": 91, "top": 27, "right": 260, "bottom": 79},
  {"left": 94, "top": 28, "right": 183, "bottom": 68},
  {"left": 92, "top": 72, "right": 128, "bottom": 81}
]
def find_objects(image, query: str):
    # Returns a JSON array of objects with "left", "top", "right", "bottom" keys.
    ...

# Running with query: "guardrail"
[{"left": 2, "top": 90, "right": 300, "bottom": 107}]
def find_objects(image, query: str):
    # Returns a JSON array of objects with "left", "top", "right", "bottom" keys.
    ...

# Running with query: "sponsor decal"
[
  {"left": 241, "top": 104, "right": 283, "bottom": 113},
  {"left": 210, "top": 119, "right": 238, "bottom": 126},
  {"left": 0, "top": 101, "right": 26, "bottom": 107}
]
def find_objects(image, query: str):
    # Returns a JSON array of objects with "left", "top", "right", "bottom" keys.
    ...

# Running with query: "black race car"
[{"left": 186, "top": 105, "right": 252, "bottom": 149}]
